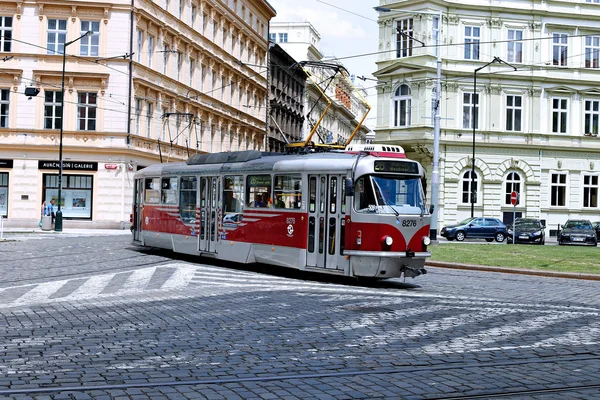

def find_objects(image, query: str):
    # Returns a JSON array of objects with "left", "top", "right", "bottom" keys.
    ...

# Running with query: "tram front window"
[{"left": 355, "top": 175, "right": 425, "bottom": 215}]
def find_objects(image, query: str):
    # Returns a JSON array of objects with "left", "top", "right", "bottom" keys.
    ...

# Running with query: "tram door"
[
  {"left": 198, "top": 176, "right": 220, "bottom": 253},
  {"left": 306, "top": 174, "right": 346, "bottom": 270},
  {"left": 133, "top": 179, "right": 143, "bottom": 242}
]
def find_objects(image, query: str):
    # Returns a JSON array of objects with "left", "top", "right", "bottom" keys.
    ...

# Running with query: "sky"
[{"left": 267, "top": 0, "right": 381, "bottom": 127}]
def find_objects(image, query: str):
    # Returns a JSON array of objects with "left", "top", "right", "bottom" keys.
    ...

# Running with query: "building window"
[
  {"left": 585, "top": 100, "right": 599, "bottom": 135},
  {"left": 507, "top": 29, "right": 523, "bottom": 63},
  {"left": 464, "top": 26, "right": 480, "bottom": 60},
  {"left": 213, "top": 20, "right": 218, "bottom": 42},
  {"left": 552, "top": 98, "right": 568, "bottom": 133},
  {"left": 77, "top": 92, "right": 97, "bottom": 131},
  {"left": 80, "top": 21, "right": 100, "bottom": 56},
  {"left": 551, "top": 173, "right": 567, "bottom": 207},
  {"left": 506, "top": 95, "right": 522, "bottom": 131},
  {"left": 44, "top": 174, "right": 93, "bottom": 219},
  {"left": 137, "top": 29, "right": 143, "bottom": 62},
  {"left": 432, "top": 16, "right": 439, "bottom": 56},
  {"left": 146, "top": 102, "right": 153, "bottom": 138},
  {"left": 0, "top": 172, "right": 7, "bottom": 217},
  {"left": 189, "top": 58, "right": 195, "bottom": 86},
  {"left": 201, "top": 64, "right": 206, "bottom": 91},
  {"left": 278, "top": 33, "right": 288, "bottom": 43},
  {"left": 463, "top": 92, "right": 479, "bottom": 129},
  {"left": 269, "top": 33, "right": 276, "bottom": 42},
  {"left": 44, "top": 90, "right": 63, "bottom": 129},
  {"left": 583, "top": 175, "right": 599, "bottom": 208},
  {"left": 461, "top": 170, "right": 478, "bottom": 204},
  {"left": 135, "top": 98, "right": 142, "bottom": 135},
  {"left": 163, "top": 44, "right": 170, "bottom": 75},
  {"left": 177, "top": 51, "right": 182, "bottom": 81},
  {"left": 165, "top": 0, "right": 170, "bottom": 12},
  {"left": 392, "top": 84, "right": 411, "bottom": 127},
  {"left": 585, "top": 36, "right": 600, "bottom": 69},
  {"left": 47, "top": 19, "right": 67, "bottom": 55},
  {"left": 553, "top": 33, "right": 568, "bottom": 66},
  {"left": 148, "top": 35, "right": 154, "bottom": 68},
  {"left": 396, "top": 18, "right": 414, "bottom": 58},
  {"left": 178, "top": 0, "right": 183, "bottom": 19},
  {"left": 504, "top": 172, "right": 522, "bottom": 205},
  {"left": 0, "top": 16, "right": 12, "bottom": 52},
  {"left": 0, "top": 88, "right": 9, "bottom": 128}
]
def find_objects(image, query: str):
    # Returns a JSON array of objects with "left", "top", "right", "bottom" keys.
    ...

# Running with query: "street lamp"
[
  {"left": 55, "top": 30, "right": 93, "bottom": 232},
  {"left": 374, "top": 6, "right": 442, "bottom": 240},
  {"left": 470, "top": 57, "right": 517, "bottom": 218}
]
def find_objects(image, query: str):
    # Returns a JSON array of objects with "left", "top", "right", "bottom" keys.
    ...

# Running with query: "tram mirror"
[
  {"left": 345, "top": 178, "right": 355, "bottom": 196},
  {"left": 429, "top": 204, "right": 434, "bottom": 214}
]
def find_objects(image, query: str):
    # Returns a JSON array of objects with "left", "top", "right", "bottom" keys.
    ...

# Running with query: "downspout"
[
  {"left": 265, "top": 25, "right": 271, "bottom": 152},
  {"left": 127, "top": 0, "right": 134, "bottom": 146}
]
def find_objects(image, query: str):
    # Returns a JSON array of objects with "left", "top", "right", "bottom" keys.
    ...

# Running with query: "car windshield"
[
  {"left": 354, "top": 175, "right": 426, "bottom": 215},
  {"left": 515, "top": 220, "right": 541, "bottom": 229},
  {"left": 564, "top": 220, "right": 592, "bottom": 229}
]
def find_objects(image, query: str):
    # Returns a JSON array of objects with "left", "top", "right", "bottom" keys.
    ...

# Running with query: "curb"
[{"left": 426, "top": 260, "right": 600, "bottom": 281}]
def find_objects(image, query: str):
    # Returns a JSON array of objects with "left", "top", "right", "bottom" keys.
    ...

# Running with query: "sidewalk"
[{"left": 0, "top": 227, "right": 131, "bottom": 240}]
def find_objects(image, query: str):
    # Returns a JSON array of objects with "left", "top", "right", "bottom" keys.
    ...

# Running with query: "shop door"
[
  {"left": 306, "top": 175, "right": 345, "bottom": 270},
  {"left": 133, "top": 179, "right": 143, "bottom": 241},
  {"left": 198, "top": 176, "right": 219, "bottom": 253}
]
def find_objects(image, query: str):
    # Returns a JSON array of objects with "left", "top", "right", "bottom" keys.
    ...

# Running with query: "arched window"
[
  {"left": 504, "top": 172, "right": 522, "bottom": 205},
  {"left": 461, "top": 170, "right": 479, "bottom": 204},
  {"left": 392, "top": 84, "right": 411, "bottom": 127}
]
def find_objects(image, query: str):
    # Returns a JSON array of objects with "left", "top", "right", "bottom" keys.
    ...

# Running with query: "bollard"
[{"left": 0, "top": 215, "right": 3, "bottom": 240}]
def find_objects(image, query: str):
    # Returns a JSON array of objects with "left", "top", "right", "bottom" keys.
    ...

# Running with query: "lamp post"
[
  {"left": 374, "top": 6, "right": 442, "bottom": 240},
  {"left": 55, "top": 30, "right": 93, "bottom": 232},
  {"left": 470, "top": 57, "right": 517, "bottom": 218}
]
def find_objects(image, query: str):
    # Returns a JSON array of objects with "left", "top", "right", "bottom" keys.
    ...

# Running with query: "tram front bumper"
[{"left": 344, "top": 250, "right": 431, "bottom": 279}]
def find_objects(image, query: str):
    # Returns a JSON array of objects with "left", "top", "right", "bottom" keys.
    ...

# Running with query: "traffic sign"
[{"left": 510, "top": 191, "right": 518, "bottom": 206}]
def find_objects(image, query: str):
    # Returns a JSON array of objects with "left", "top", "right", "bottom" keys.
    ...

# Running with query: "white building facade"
[
  {"left": 374, "top": 0, "right": 600, "bottom": 235},
  {"left": 270, "top": 21, "right": 370, "bottom": 146},
  {"left": 0, "top": 0, "right": 275, "bottom": 227}
]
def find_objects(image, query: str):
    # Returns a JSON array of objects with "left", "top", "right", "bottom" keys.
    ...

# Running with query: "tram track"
[{"left": 1, "top": 353, "right": 599, "bottom": 396}]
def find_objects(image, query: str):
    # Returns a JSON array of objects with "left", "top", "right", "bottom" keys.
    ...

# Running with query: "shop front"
[{"left": 0, "top": 159, "right": 12, "bottom": 218}]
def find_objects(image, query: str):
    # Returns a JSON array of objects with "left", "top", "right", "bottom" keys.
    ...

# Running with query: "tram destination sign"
[
  {"left": 374, "top": 160, "right": 419, "bottom": 174},
  {"left": 38, "top": 161, "right": 98, "bottom": 171}
]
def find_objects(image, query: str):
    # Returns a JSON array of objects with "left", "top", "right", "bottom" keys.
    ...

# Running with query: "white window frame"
[
  {"left": 177, "top": 51, "right": 182, "bottom": 81},
  {"left": 163, "top": 44, "right": 170, "bottom": 75},
  {"left": 585, "top": 35, "right": 600, "bottom": 69},
  {"left": 506, "top": 94, "right": 522, "bottom": 131},
  {"left": 189, "top": 58, "right": 195, "bottom": 86},
  {"left": 396, "top": 18, "right": 414, "bottom": 58},
  {"left": 583, "top": 175, "right": 599, "bottom": 208},
  {"left": 0, "top": 88, "right": 9, "bottom": 128},
  {"left": 77, "top": 92, "right": 97, "bottom": 131},
  {"left": 278, "top": 33, "right": 287, "bottom": 43},
  {"left": 550, "top": 172, "right": 567, "bottom": 207},
  {"left": 44, "top": 90, "right": 62, "bottom": 130},
  {"left": 47, "top": 19, "right": 67, "bottom": 55},
  {"left": 507, "top": 29, "right": 523, "bottom": 63},
  {"left": 460, "top": 170, "right": 480, "bottom": 205},
  {"left": 552, "top": 33, "right": 568, "bottom": 66},
  {"left": 80, "top": 21, "right": 100, "bottom": 57},
  {"left": 392, "top": 84, "right": 411, "bottom": 127},
  {"left": 137, "top": 29, "right": 143, "bottom": 62},
  {"left": 148, "top": 35, "right": 154, "bottom": 68},
  {"left": 463, "top": 92, "right": 479, "bottom": 129},
  {"left": 135, "top": 98, "right": 142, "bottom": 135},
  {"left": 552, "top": 97, "right": 568, "bottom": 133},
  {"left": 584, "top": 99, "right": 599, "bottom": 136},
  {"left": 146, "top": 102, "right": 153, "bottom": 138},
  {"left": 464, "top": 25, "right": 480, "bottom": 60},
  {"left": 0, "top": 16, "right": 13, "bottom": 52},
  {"left": 504, "top": 171, "right": 522, "bottom": 205}
]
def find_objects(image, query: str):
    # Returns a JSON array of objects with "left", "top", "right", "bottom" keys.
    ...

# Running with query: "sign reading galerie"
[{"left": 38, "top": 161, "right": 98, "bottom": 171}]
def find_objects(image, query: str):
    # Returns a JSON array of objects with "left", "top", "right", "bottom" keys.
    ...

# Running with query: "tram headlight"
[
  {"left": 423, "top": 236, "right": 431, "bottom": 246},
  {"left": 385, "top": 236, "right": 393, "bottom": 246}
]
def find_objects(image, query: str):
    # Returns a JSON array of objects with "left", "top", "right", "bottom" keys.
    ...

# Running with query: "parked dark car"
[
  {"left": 507, "top": 218, "right": 545, "bottom": 245},
  {"left": 440, "top": 217, "right": 507, "bottom": 242},
  {"left": 558, "top": 219, "right": 598, "bottom": 246},
  {"left": 593, "top": 221, "right": 600, "bottom": 240}
]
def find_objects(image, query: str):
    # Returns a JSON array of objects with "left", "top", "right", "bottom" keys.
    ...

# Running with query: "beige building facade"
[
  {"left": 0, "top": 0, "right": 275, "bottom": 227},
  {"left": 375, "top": 0, "right": 600, "bottom": 235}
]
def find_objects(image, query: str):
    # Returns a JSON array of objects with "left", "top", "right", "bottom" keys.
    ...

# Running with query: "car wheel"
[
  {"left": 455, "top": 231, "right": 466, "bottom": 241},
  {"left": 485, "top": 238, "right": 493, "bottom": 242},
  {"left": 495, "top": 232, "right": 506, "bottom": 242}
]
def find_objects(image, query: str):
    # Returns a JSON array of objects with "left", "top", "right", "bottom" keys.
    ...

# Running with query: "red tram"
[{"left": 131, "top": 144, "right": 432, "bottom": 279}]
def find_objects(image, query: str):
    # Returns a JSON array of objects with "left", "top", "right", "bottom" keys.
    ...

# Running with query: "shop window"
[
  {"left": 161, "top": 177, "right": 178, "bottom": 204},
  {"left": 43, "top": 174, "right": 93, "bottom": 219},
  {"left": 273, "top": 175, "right": 302, "bottom": 209},
  {"left": 0, "top": 172, "right": 7, "bottom": 217},
  {"left": 179, "top": 176, "right": 197, "bottom": 223},
  {"left": 246, "top": 175, "right": 271, "bottom": 207},
  {"left": 223, "top": 175, "right": 243, "bottom": 213},
  {"left": 144, "top": 178, "right": 161, "bottom": 204}
]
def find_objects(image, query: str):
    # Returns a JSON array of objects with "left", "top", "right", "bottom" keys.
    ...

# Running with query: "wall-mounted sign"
[
  {"left": 104, "top": 164, "right": 118, "bottom": 170},
  {"left": 0, "top": 159, "right": 13, "bottom": 168},
  {"left": 38, "top": 161, "right": 98, "bottom": 171}
]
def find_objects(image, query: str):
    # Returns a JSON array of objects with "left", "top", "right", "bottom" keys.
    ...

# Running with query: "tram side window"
[
  {"left": 224, "top": 175, "right": 243, "bottom": 213},
  {"left": 246, "top": 175, "right": 272, "bottom": 207},
  {"left": 179, "top": 176, "right": 197, "bottom": 223},
  {"left": 144, "top": 178, "right": 161, "bottom": 204},
  {"left": 161, "top": 177, "right": 178, "bottom": 204},
  {"left": 274, "top": 175, "right": 302, "bottom": 209},
  {"left": 355, "top": 177, "right": 376, "bottom": 212}
]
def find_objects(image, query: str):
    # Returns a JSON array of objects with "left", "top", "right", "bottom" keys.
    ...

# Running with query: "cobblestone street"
[{"left": 1, "top": 234, "right": 599, "bottom": 399}]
